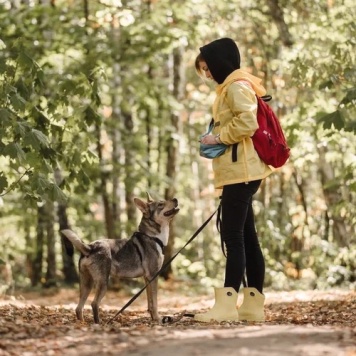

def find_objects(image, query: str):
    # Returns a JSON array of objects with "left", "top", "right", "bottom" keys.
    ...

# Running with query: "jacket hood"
[{"left": 200, "top": 38, "right": 241, "bottom": 84}]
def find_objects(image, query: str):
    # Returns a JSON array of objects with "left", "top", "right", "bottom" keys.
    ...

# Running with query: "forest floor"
[{"left": 0, "top": 280, "right": 355, "bottom": 356}]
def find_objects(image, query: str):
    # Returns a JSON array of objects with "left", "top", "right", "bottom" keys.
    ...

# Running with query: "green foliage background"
[{"left": 0, "top": 0, "right": 355, "bottom": 293}]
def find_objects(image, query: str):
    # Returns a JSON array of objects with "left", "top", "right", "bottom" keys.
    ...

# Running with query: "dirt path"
[
  {"left": 120, "top": 325, "right": 354, "bottom": 356},
  {"left": 0, "top": 286, "right": 355, "bottom": 355}
]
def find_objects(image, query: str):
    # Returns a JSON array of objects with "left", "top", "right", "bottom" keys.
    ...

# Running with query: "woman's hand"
[{"left": 200, "top": 134, "right": 220, "bottom": 145}]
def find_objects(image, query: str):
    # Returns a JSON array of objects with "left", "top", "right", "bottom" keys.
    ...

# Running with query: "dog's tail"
[{"left": 61, "top": 229, "right": 91, "bottom": 256}]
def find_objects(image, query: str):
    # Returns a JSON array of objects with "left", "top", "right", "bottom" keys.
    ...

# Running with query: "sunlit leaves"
[
  {"left": 0, "top": 4, "right": 104, "bottom": 201},
  {"left": 289, "top": 3, "right": 356, "bottom": 133}
]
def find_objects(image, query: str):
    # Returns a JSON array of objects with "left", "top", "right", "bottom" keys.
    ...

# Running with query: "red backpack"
[
  {"left": 253, "top": 95, "right": 290, "bottom": 168},
  {"left": 235, "top": 80, "right": 290, "bottom": 168}
]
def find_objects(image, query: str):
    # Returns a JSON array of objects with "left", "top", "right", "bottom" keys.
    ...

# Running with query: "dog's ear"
[
  {"left": 134, "top": 197, "right": 149, "bottom": 214},
  {"left": 146, "top": 192, "right": 154, "bottom": 203}
]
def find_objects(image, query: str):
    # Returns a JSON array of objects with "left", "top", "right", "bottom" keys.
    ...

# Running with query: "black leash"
[{"left": 106, "top": 206, "right": 220, "bottom": 325}]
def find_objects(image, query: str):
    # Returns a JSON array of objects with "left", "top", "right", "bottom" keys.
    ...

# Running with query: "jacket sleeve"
[{"left": 219, "top": 82, "right": 258, "bottom": 144}]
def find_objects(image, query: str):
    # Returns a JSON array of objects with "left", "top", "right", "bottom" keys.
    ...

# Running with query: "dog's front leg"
[
  {"left": 145, "top": 277, "right": 159, "bottom": 322},
  {"left": 144, "top": 277, "right": 154, "bottom": 318}
]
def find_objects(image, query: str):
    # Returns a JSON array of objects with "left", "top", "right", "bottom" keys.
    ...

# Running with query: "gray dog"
[{"left": 61, "top": 194, "right": 179, "bottom": 324}]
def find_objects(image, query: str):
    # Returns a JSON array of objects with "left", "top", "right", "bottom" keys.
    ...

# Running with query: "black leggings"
[{"left": 221, "top": 180, "right": 265, "bottom": 294}]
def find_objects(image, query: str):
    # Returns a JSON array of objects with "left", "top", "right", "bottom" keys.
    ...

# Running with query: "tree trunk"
[
  {"left": 24, "top": 223, "right": 34, "bottom": 287},
  {"left": 32, "top": 205, "right": 45, "bottom": 286},
  {"left": 57, "top": 204, "right": 78, "bottom": 284},
  {"left": 161, "top": 45, "right": 185, "bottom": 279},
  {"left": 318, "top": 146, "right": 349, "bottom": 246},
  {"left": 110, "top": 18, "right": 123, "bottom": 238},
  {"left": 111, "top": 117, "right": 122, "bottom": 239},
  {"left": 45, "top": 200, "right": 57, "bottom": 287},
  {"left": 55, "top": 168, "right": 78, "bottom": 284},
  {"left": 265, "top": 0, "right": 294, "bottom": 47},
  {"left": 95, "top": 122, "right": 115, "bottom": 240},
  {"left": 123, "top": 111, "right": 137, "bottom": 228}
]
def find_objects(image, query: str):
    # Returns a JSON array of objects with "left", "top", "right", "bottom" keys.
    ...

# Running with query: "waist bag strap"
[{"left": 232, "top": 143, "right": 238, "bottom": 162}]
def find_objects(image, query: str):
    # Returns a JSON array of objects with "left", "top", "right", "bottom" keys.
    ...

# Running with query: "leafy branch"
[{"left": 0, "top": 169, "right": 31, "bottom": 197}]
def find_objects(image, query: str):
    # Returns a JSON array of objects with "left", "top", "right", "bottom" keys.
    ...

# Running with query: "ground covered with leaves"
[{"left": 0, "top": 282, "right": 355, "bottom": 355}]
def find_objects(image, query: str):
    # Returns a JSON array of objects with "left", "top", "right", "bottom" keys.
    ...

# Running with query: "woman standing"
[{"left": 194, "top": 38, "right": 274, "bottom": 322}]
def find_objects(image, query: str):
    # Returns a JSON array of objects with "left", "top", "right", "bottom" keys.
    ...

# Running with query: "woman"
[{"left": 194, "top": 38, "right": 274, "bottom": 322}]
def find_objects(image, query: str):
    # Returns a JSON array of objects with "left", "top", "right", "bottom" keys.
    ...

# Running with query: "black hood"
[{"left": 200, "top": 38, "right": 241, "bottom": 84}]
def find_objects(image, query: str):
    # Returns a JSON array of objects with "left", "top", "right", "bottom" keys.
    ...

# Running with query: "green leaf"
[
  {"left": 0, "top": 108, "right": 12, "bottom": 122},
  {"left": 340, "top": 88, "right": 356, "bottom": 106},
  {"left": 16, "top": 77, "right": 31, "bottom": 99},
  {"left": 17, "top": 51, "right": 34, "bottom": 70},
  {"left": 3, "top": 142, "right": 26, "bottom": 163},
  {"left": 25, "top": 151, "right": 40, "bottom": 167},
  {"left": 71, "top": 150, "right": 82, "bottom": 166},
  {"left": 31, "top": 175, "right": 49, "bottom": 195},
  {"left": 47, "top": 183, "right": 67, "bottom": 203},
  {"left": 0, "top": 58, "right": 6, "bottom": 74},
  {"left": 15, "top": 121, "right": 31, "bottom": 137},
  {"left": 23, "top": 129, "right": 50, "bottom": 150},
  {"left": 348, "top": 181, "right": 356, "bottom": 193},
  {"left": 10, "top": 93, "right": 27, "bottom": 111},
  {"left": 319, "top": 80, "right": 333, "bottom": 90},
  {"left": 0, "top": 173, "right": 8, "bottom": 193},
  {"left": 318, "top": 110, "right": 345, "bottom": 131},
  {"left": 35, "top": 67, "right": 45, "bottom": 87},
  {"left": 73, "top": 170, "right": 91, "bottom": 193},
  {"left": 344, "top": 120, "right": 356, "bottom": 133},
  {"left": 32, "top": 129, "right": 50, "bottom": 146},
  {"left": 84, "top": 106, "right": 101, "bottom": 126},
  {"left": 41, "top": 147, "right": 57, "bottom": 161}
]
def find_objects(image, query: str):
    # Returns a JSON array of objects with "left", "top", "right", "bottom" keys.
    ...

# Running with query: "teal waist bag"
[
  {"left": 199, "top": 141, "right": 228, "bottom": 159},
  {"left": 199, "top": 120, "right": 228, "bottom": 159}
]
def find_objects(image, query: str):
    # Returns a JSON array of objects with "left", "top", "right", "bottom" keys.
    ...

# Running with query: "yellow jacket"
[{"left": 211, "top": 69, "right": 274, "bottom": 188}]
